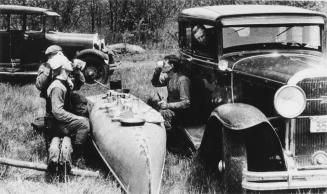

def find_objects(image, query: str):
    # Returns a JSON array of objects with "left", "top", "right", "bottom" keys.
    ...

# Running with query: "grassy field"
[{"left": 0, "top": 51, "right": 219, "bottom": 194}]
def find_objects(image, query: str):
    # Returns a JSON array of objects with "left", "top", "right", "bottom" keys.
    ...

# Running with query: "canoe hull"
[{"left": 90, "top": 102, "right": 166, "bottom": 194}]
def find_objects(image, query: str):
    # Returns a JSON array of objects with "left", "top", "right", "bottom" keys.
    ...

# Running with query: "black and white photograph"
[{"left": 1, "top": 0, "right": 327, "bottom": 193}]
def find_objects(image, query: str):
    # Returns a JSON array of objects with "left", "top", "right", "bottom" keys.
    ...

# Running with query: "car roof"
[
  {"left": 180, "top": 5, "right": 325, "bottom": 21},
  {"left": 0, "top": 4, "right": 60, "bottom": 16}
]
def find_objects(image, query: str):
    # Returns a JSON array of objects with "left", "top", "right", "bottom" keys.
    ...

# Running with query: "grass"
[{"left": 0, "top": 51, "right": 218, "bottom": 194}]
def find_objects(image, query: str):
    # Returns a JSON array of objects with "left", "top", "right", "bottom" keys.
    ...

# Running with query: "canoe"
[{"left": 87, "top": 91, "right": 166, "bottom": 194}]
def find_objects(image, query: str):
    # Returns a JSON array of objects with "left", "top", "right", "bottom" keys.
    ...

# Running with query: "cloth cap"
[
  {"left": 45, "top": 45, "right": 62, "bottom": 56},
  {"left": 48, "top": 54, "right": 73, "bottom": 71}
]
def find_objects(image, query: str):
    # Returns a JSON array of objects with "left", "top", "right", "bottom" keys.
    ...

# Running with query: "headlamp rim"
[{"left": 274, "top": 85, "right": 307, "bottom": 118}]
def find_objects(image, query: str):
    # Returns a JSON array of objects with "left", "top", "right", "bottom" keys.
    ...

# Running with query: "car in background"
[
  {"left": 178, "top": 4, "right": 327, "bottom": 193},
  {"left": 0, "top": 4, "right": 116, "bottom": 83}
]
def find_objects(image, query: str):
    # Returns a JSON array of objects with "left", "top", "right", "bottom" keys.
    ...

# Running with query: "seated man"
[
  {"left": 150, "top": 54, "right": 195, "bottom": 155},
  {"left": 46, "top": 55, "right": 90, "bottom": 159},
  {"left": 36, "top": 45, "right": 87, "bottom": 117}
]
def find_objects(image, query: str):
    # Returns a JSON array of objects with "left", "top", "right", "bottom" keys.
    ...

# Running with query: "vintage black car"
[
  {"left": 178, "top": 5, "right": 327, "bottom": 192},
  {"left": 0, "top": 5, "right": 115, "bottom": 83}
]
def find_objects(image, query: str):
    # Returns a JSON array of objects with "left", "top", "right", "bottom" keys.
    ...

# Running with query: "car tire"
[
  {"left": 80, "top": 56, "right": 109, "bottom": 84},
  {"left": 221, "top": 129, "right": 247, "bottom": 194}
]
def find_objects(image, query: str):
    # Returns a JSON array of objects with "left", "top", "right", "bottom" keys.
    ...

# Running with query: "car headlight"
[{"left": 274, "top": 85, "right": 306, "bottom": 118}]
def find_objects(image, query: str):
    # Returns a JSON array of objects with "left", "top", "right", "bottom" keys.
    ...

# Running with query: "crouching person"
[
  {"left": 46, "top": 55, "right": 90, "bottom": 165},
  {"left": 149, "top": 55, "right": 195, "bottom": 156}
]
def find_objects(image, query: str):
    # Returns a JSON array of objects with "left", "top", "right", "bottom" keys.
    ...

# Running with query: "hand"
[
  {"left": 158, "top": 100, "right": 168, "bottom": 109},
  {"left": 73, "top": 59, "right": 86, "bottom": 70},
  {"left": 156, "top": 60, "right": 164, "bottom": 69},
  {"left": 211, "top": 97, "right": 222, "bottom": 105},
  {"left": 159, "top": 72, "right": 168, "bottom": 83},
  {"left": 67, "top": 78, "right": 74, "bottom": 90}
]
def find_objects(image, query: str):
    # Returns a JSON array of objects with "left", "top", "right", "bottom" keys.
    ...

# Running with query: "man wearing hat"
[
  {"left": 150, "top": 54, "right": 195, "bottom": 155},
  {"left": 36, "top": 45, "right": 86, "bottom": 96},
  {"left": 36, "top": 45, "right": 87, "bottom": 116},
  {"left": 46, "top": 55, "right": 90, "bottom": 159},
  {"left": 36, "top": 45, "right": 63, "bottom": 99}
]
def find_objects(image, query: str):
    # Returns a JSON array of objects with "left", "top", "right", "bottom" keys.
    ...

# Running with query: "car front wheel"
[
  {"left": 218, "top": 129, "right": 247, "bottom": 193},
  {"left": 80, "top": 56, "right": 109, "bottom": 84}
]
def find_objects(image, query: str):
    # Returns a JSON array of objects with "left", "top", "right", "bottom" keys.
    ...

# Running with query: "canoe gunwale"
[
  {"left": 92, "top": 140, "right": 129, "bottom": 193},
  {"left": 92, "top": 138, "right": 166, "bottom": 194}
]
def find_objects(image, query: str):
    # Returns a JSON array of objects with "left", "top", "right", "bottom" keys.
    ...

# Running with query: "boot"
[
  {"left": 59, "top": 136, "right": 73, "bottom": 174},
  {"left": 47, "top": 137, "right": 61, "bottom": 176}
]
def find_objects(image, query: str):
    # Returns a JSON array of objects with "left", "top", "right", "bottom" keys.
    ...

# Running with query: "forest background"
[{"left": 1, "top": 0, "right": 327, "bottom": 51}]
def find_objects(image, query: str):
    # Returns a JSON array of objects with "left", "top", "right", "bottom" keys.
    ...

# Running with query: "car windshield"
[
  {"left": 223, "top": 25, "right": 321, "bottom": 53},
  {"left": 45, "top": 16, "right": 60, "bottom": 32}
]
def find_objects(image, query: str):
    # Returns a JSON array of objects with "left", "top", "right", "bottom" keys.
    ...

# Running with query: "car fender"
[
  {"left": 77, "top": 49, "right": 109, "bottom": 62},
  {"left": 199, "top": 103, "right": 286, "bottom": 171},
  {"left": 211, "top": 103, "right": 269, "bottom": 130}
]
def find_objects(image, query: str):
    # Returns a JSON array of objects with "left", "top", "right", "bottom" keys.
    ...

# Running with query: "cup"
[
  {"left": 122, "top": 88, "right": 130, "bottom": 93},
  {"left": 131, "top": 98, "right": 140, "bottom": 114},
  {"left": 110, "top": 79, "right": 122, "bottom": 90}
]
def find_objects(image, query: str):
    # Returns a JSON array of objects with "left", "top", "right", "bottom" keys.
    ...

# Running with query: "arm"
[
  {"left": 167, "top": 77, "right": 191, "bottom": 109},
  {"left": 151, "top": 67, "right": 168, "bottom": 87},
  {"left": 71, "top": 69, "right": 85, "bottom": 90},
  {"left": 50, "top": 87, "right": 81, "bottom": 123},
  {"left": 35, "top": 63, "right": 51, "bottom": 91}
]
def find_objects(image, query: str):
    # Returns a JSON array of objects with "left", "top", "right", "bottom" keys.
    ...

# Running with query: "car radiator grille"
[{"left": 295, "top": 78, "right": 327, "bottom": 167}]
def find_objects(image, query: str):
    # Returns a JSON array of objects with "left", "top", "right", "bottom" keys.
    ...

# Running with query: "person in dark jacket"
[
  {"left": 151, "top": 55, "right": 191, "bottom": 130},
  {"left": 150, "top": 54, "right": 195, "bottom": 155}
]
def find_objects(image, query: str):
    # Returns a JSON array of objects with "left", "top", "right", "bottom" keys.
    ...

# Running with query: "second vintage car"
[
  {"left": 178, "top": 4, "right": 327, "bottom": 193},
  {"left": 0, "top": 4, "right": 116, "bottom": 83}
]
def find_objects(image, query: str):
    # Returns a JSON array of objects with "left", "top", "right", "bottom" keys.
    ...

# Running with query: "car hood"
[
  {"left": 230, "top": 53, "right": 327, "bottom": 84},
  {"left": 45, "top": 31, "right": 97, "bottom": 48}
]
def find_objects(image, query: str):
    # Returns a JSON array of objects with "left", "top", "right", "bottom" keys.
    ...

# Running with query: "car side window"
[
  {"left": 179, "top": 21, "right": 192, "bottom": 53},
  {"left": 0, "top": 14, "right": 8, "bottom": 31},
  {"left": 192, "top": 24, "right": 218, "bottom": 59},
  {"left": 26, "top": 14, "right": 42, "bottom": 32},
  {"left": 10, "top": 14, "right": 23, "bottom": 31}
]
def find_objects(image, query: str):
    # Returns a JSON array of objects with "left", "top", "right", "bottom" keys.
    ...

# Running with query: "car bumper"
[{"left": 243, "top": 169, "right": 327, "bottom": 190}]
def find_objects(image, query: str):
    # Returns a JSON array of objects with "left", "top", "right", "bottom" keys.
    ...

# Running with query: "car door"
[
  {"left": 23, "top": 13, "right": 45, "bottom": 68},
  {"left": 0, "top": 13, "right": 10, "bottom": 63},
  {"left": 9, "top": 13, "right": 24, "bottom": 63}
]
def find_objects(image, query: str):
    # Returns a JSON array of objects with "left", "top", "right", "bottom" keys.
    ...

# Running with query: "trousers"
[{"left": 46, "top": 116, "right": 90, "bottom": 146}]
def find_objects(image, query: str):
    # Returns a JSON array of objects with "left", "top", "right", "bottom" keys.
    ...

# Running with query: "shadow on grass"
[
  {"left": 0, "top": 75, "right": 36, "bottom": 85},
  {"left": 186, "top": 155, "right": 222, "bottom": 193}
]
